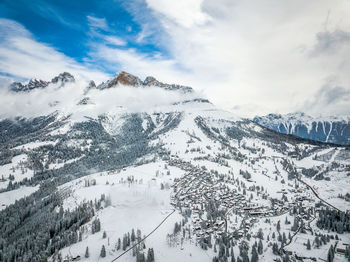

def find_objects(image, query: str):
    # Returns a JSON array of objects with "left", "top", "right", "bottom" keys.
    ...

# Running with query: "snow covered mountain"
[
  {"left": 0, "top": 72, "right": 349, "bottom": 262},
  {"left": 9, "top": 72, "right": 75, "bottom": 92},
  {"left": 253, "top": 112, "right": 350, "bottom": 145}
]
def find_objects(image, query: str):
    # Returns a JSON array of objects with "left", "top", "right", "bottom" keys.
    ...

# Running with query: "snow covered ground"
[
  {"left": 0, "top": 154, "right": 34, "bottom": 189},
  {"left": 54, "top": 162, "right": 214, "bottom": 262},
  {"left": 0, "top": 77, "right": 349, "bottom": 262},
  {"left": 0, "top": 185, "right": 39, "bottom": 211}
]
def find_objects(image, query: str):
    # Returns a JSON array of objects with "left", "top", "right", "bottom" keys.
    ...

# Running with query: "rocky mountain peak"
[
  {"left": 88, "top": 80, "right": 96, "bottom": 88},
  {"left": 97, "top": 71, "right": 142, "bottom": 90},
  {"left": 116, "top": 71, "right": 143, "bottom": 86},
  {"left": 9, "top": 72, "right": 75, "bottom": 92},
  {"left": 96, "top": 71, "right": 193, "bottom": 93},
  {"left": 143, "top": 76, "right": 163, "bottom": 86},
  {"left": 51, "top": 72, "right": 75, "bottom": 84},
  {"left": 142, "top": 75, "right": 193, "bottom": 93},
  {"left": 9, "top": 78, "right": 49, "bottom": 92}
]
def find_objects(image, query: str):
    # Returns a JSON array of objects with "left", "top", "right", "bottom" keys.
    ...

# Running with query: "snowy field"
[
  {"left": 54, "top": 161, "right": 214, "bottom": 262},
  {"left": 0, "top": 154, "right": 34, "bottom": 189},
  {"left": 0, "top": 185, "right": 39, "bottom": 211}
]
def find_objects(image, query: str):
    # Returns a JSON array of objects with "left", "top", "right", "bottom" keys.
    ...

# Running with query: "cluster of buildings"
[{"left": 168, "top": 158, "right": 321, "bottom": 242}]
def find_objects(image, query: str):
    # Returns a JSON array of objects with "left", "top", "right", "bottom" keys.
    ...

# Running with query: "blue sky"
[
  {"left": 0, "top": 0, "right": 168, "bottom": 76},
  {"left": 0, "top": 0, "right": 349, "bottom": 116}
]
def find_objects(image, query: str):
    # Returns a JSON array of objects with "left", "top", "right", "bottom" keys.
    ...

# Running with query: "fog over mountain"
[{"left": 0, "top": 71, "right": 349, "bottom": 262}]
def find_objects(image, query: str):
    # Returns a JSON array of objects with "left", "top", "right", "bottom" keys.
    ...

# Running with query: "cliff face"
[{"left": 253, "top": 113, "right": 350, "bottom": 145}]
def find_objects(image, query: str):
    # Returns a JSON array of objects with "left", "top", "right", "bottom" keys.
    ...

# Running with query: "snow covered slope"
[
  {"left": 253, "top": 112, "right": 350, "bottom": 145},
  {"left": 0, "top": 72, "right": 349, "bottom": 262}
]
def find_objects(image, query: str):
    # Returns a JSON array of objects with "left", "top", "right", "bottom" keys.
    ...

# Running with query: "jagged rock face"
[
  {"left": 9, "top": 70, "right": 193, "bottom": 95},
  {"left": 253, "top": 113, "right": 350, "bottom": 145},
  {"left": 97, "top": 71, "right": 143, "bottom": 89},
  {"left": 51, "top": 72, "right": 75, "bottom": 84},
  {"left": 143, "top": 76, "right": 162, "bottom": 86},
  {"left": 9, "top": 79, "right": 49, "bottom": 92},
  {"left": 143, "top": 75, "right": 193, "bottom": 93},
  {"left": 96, "top": 71, "right": 193, "bottom": 93},
  {"left": 116, "top": 71, "right": 143, "bottom": 86},
  {"left": 88, "top": 80, "right": 96, "bottom": 88},
  {"left": 9, "top": 72, "right": 75, "bottom": 92}
]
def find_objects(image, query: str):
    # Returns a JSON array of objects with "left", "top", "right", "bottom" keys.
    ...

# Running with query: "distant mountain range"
[
  {"left": 253, "top": 112, "right": 350, "bottom": 145},
  {"left": 1, "top": 72, "right": 350, "bottom": 262},
  {"left": 9, "top": 72, "right": 75, "bottom": 92},
  {"left": 9, "top": 71, "right": 193, "bottom": 94}
]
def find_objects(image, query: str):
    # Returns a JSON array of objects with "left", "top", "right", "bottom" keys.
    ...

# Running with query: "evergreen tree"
[
  {"left": 100, "top": 245, "right": 106, "bottom": 258},
  {"left": 257, "top": 229, "right": 264, "bottom": 240},
  {"left": 306, "top": 239, "right": 311, "bottom": 250},
  {"left": 285, "top": 217, "right": 289, "bottom": 224},
  {"left": 146, "top": 248, "right": 155, "bottom": 262},
  {"left": 291, "top": 217, "right": 299, "bottom": 232},
  {"left": 272, "top": 243, "right": 279, "bottom": 255},
  {"left": 131, "top": 228, "right": 136, "bottom": 242},
  {"left": 117, "top": 238, "right": 121, "bottom": 250},
  {"left": 282, "top": 233, "right": 287, "bottom": 244},
  {"left": 327, "top": 245, "right": 334, "bottom": 262},
  {"left": 258, "top": 239, "right": 263, "bottom": 255},
  {"left": 85, "top": 247, "right": 89, "bottom": 258},
  {"left": 251, "top": 246, "right": 259, "bottom": 262},
  {"left": 277, "top": 220, "right": 281, "bottom": 232},
  {"left": 123, "top": 234, "right": 128, "bottom": 250},
  {"left": 315, "top": 236, "right": 320, "bottom": 248}
]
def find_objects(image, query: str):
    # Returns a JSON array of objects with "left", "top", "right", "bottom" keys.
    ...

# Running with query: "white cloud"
[
  {"left": 300, "top": 77, "right": 350, "bottom": 116},
  {"left": 0, "top": 79, "right": 200, "bottom": 119},
  {"left": 145, "top": 0, "right": 211, "bottom": 28},
  {"left": 0, "top": 18, "right": 109, "bottom": 84},
  {"left": 104, "top": 36, "right": 127, "bottom": 46},
  {"left": 87, "top": 15, "right": 109, "bottom": 31},
  {"left": 91, "top": 46, "right": 187, "bottom": 83},
  {"left": 0, "top": 80, "right": 86, "bottom": 119},
  {"left": 104, "top": 0, "right": 350, "bottom": 117}
]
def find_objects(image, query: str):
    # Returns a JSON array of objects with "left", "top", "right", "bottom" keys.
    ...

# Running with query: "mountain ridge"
[
  {"left": 253, "top": 112, "right": 350, "bottom": 145},
  {"left": 9, "top": 72, "right": 75, "bottom": 92},
  {"left": 8, "top": 71, "right": 193, "bottom": 94}
]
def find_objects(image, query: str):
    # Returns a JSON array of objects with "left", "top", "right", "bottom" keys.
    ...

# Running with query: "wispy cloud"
[
  {"left": 145, "top": 0, "right": 211, "bottom": 28},
  {"left": 104, "top": 35, "right": 127, "bottom": 46},
  {"left": 300, "top": 77, "right": 350, "bottom": 116},
  {"left": 0, "top": 18, "right": 109, "bottom": 84},
  {"left": 87, "top": 15, "right": 109, "bottom": 31},
  {"left": 0, "top": 79, "right": 200, "bottom": 119},
  {"left": 311, "top": 29, "right": 350, "bottom": 55},
  {"left": 27, "top": 0, "right": 82, "bottom": 30},
  {"left": 114, "top": 0, "right": 350, "bottom": 117}
]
